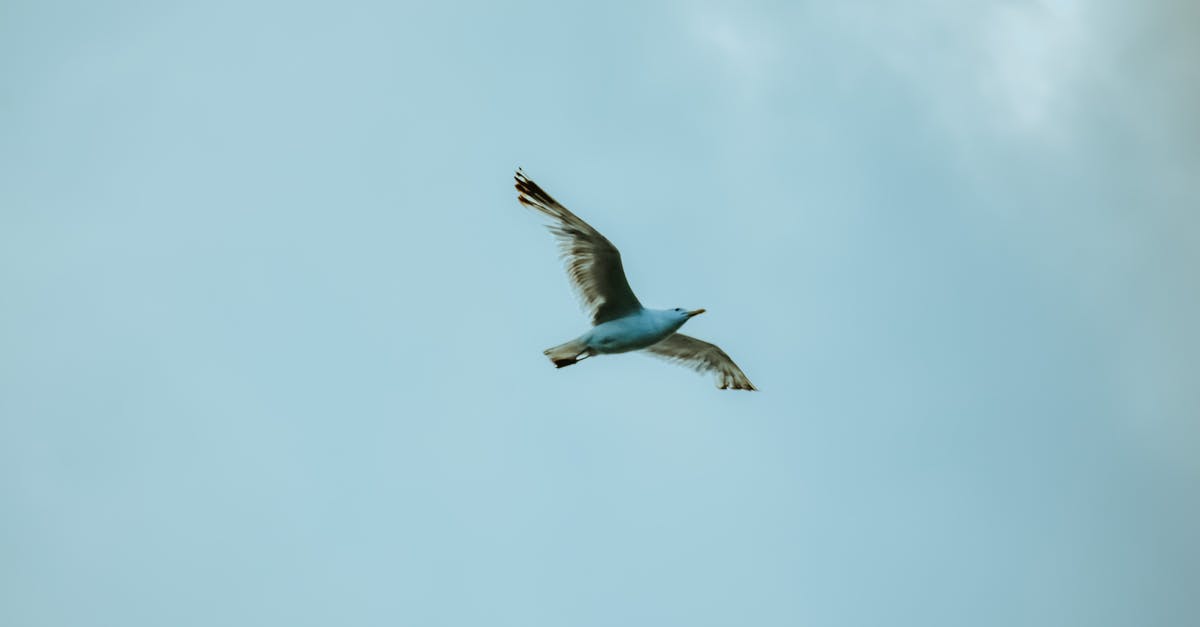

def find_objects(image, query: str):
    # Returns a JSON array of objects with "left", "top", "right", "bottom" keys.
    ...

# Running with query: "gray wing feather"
[
  {"left": 644, "top": 333, "right": 757, "bottom": 391},
  {"left": 515, "top": 170, "right": 642, "bottom": 324}
]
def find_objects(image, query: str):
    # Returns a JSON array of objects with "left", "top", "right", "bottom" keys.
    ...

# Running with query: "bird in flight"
[{"left": 515, "top": 169, "right": 756, "bottom": 390}]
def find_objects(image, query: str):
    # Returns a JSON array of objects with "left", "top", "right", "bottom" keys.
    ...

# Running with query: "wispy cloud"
[
  {"left": 684, "top": 8, "right": 775, "bottom": 102},
  {"left": 979, "top": 0, "right": 1087, "bottom": 131}
]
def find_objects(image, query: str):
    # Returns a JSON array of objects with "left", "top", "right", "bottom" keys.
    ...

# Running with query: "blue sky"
[{"left": 2, "top": 1, "right": 1197, "bottom": 625}]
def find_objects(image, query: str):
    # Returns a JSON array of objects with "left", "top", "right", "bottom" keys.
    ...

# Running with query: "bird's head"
[{"left": 669, "top": 307, "right": 706, "bottom": 326}]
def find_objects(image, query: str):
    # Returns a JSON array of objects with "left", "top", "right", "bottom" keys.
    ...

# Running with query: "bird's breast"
[{"left": 586, "top": 314, "right": 674, "bottom": 354}]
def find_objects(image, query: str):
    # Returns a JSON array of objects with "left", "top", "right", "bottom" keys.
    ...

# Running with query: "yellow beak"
[{"left": 686, "top": 308, "right": 706, "bottom": 318}]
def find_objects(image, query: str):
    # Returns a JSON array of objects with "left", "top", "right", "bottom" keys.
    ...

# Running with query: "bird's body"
[
  {"left": 587, "top": 308, "right": 690, "bottom": 354},
  {"left": 515, "top": 170, "right": 756, "bottom": 390},
  {"left": 545, "top": 308, "right": 692, "bottom": 367}
]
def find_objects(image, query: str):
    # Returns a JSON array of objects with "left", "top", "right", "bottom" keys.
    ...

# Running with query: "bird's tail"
[{"left": 544, "top": 338, "right": 590, "bottom": 369}]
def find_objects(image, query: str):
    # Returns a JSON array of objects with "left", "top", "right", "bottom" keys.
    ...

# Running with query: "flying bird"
[{"left": 515, "top": 170, "right": 756, "bottom": 390}]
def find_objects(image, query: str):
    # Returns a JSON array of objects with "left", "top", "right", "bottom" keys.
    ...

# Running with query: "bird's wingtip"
[{"left": 717, "top": 377, "right": 758, "bottom": 391}]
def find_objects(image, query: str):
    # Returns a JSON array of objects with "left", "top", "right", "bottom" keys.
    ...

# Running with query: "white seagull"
[{"left": 515, "top": 170, "right": 756, "bottom": 390}]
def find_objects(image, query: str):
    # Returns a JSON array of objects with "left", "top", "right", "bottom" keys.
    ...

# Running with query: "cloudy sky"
[{"left": 2, "top": 1, "right": 1197, "bottom": 625}]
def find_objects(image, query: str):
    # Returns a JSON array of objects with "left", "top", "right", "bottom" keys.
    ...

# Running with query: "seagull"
[{"left": 515, "top": 170, "right": 756, "bottom": 390}]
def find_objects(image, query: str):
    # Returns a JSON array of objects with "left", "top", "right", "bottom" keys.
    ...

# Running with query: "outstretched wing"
[
  {"left": 645, "top": 333, "right": 757, "bottom": 390},
  {"left": 515, "top": 170, "right": 642, "bottom": 324}
]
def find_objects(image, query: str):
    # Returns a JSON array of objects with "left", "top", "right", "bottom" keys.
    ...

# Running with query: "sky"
[{"left": 2, "top": 1, "right": 1198, "bottom": 625}]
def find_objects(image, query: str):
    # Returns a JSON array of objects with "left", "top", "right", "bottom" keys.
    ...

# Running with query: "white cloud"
[
  {"left": 684, "top": 8, "right": 775, "bottom": 101},
  {"left": 980, "top": 0, "right": 1087, "bottom": 131},
  {"left": 824, "top": 0, "right": 1094, "bottom": 140}
]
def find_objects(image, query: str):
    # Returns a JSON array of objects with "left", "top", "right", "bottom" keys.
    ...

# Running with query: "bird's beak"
[{"left": 686, "top": 308, "right": 706, "bottom": 318}]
